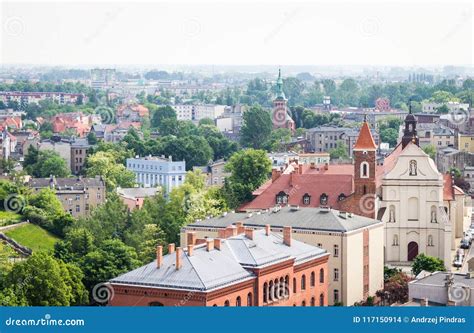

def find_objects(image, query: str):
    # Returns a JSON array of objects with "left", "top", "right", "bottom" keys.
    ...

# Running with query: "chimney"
[
  {"left": 265, "top": 224, "right": 271, "bottom": 236},
  {"left": 272, "top": 169, "right": 281, "bottom": 182},
  {"left": 283, "top": 226, "right": 292, "bottom": 246},
  {"left": 168, "top": 243, "right": 175, "bottom": 254},
  {"left": 324, "top": 163, "right": 329, "bottom": 171},
  {"left": 225, "top": 225, "right": 237, "bottom": 238},
  {"left": 215, "top": 238, "right": 222, "bottom": 250},
  {"left": 217, "top": 229, "right": 226, "bottom": 238},
  {"left": 176, "top": 247, "right": 182, "bottom": 270},
  {"left": 187, "top": 231, "right": 196, "bottom": 246},
  {"left": 236, "top": 222, "right": 245, "bottom": 234},
  {"left": 245, "top": 228, "right": 254, "bottom": 240},
  {"left": 298, "top": 164, "right": 303, "bottom": 174},
  {"left": 156, "top": 245, "right": 163, "bottom": 268},
  {"left": 206, "top": 239, "right": 214, "bottom": 251},
  {"left": 187, "top": 244, "right": 194, "bottom": 256},
  {"left": 420, "top": 298, "right": 428, "bottom": 306}
]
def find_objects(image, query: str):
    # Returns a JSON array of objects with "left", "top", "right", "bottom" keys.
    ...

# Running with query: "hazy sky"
[{"left": 1, "top": 0, "right": 472, "bottom": 66}]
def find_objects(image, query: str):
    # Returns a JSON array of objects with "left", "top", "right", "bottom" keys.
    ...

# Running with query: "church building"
[{"left": 272, "top": 69, "right": 295, "bottom": 134}]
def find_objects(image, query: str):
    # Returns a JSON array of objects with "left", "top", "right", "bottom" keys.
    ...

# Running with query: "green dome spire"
[{"left": 275, "top": 68, "right": 286, "bottom": 100}]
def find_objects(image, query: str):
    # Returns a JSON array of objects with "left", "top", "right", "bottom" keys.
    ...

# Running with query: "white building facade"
[{"left": 126, "top": 156, "right": 186, "bottom": 194}]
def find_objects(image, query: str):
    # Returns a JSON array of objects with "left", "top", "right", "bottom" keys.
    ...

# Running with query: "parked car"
[
  {"left": 453, "top": 255, "right": 464, "bottom": 268},
  {"left": 460, "top": 237, "right": 471, "bottom": 249}
]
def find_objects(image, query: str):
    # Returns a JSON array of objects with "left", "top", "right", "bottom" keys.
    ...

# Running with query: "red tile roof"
[
  {"left": 443, "top": 174, "right": 454, "bottom": 201},
  {"left": 240, "top": 173, "right": 354, "bottom": 211},
  {"left": 354, "top": 121, "right": 377, "bottom": 150}
]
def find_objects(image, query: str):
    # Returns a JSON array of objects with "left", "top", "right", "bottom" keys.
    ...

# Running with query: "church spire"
[
  {"left": 354, "top": 116, "right": 377, "bottom": 151},
  {"left": 275, "top": 68, "right": 286, "bottom": 100},
  {"left": 402, "top": 99, "right": 419, "bottom": 149}
]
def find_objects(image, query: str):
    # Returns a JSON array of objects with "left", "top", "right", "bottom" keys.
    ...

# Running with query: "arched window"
[
  {"left": 212, "top": 304, "right": 217, "bottom": 307},
  {"left": 285, "top": 275, "right": 290, "bottom": 296},
  {"left": 334, "top": 268, "right": 339, "bottom": 281},
  {"left": 224, "top": 300, "right": 230, "bottom": 306},
  {"left": 334, "top": 289, "right": 339, "bottom": 303},
  {"left": 338, "top": 193, "right": 346, "bottom": 201},
  {"left": 293, "top": 277, "right": 297, "bottom": 293},
  {"left": 428, "top": 235, "right": 434, "bottom": 246},
  {"left": 301, "top": 275, "right": 306, "bottom": 290},
  {"left": 311, "top": 297, "right": 315, "bottom": 306},
  {"left": 269, "top": 281, "right": 274, "bottom": 302},
  {"left": 320, "top": 193, "right": 328, "bottom": 205},
  {"left": 247, "top": 292, "right": 252, "bottom": 306},
  {"left": 319, "top": 268, "right": 324, "bottom": 283},
  {"left": 409, "top": 160, "right": 417, "bottom": 176},
  {"left": 389, "top": 205, "right": 396, "bottom": 222},
  {"left": 361, "top": 161, "right": 369, "bottom": 178},
  {"left": 273, "top": 279, "right": 279, "bottom": 299},
  {"left": 149, "top": 302, "right": 164, "bottom": 306},
  {"left": 393, "top": 234, "right": 399, "bottom": 246},
  {"left": 431, "top": 206, "right": 437, "bottom": 223},
  {"left": 279, "top": 277, "right": 284, "bottom": 298},
  {"left": 302, "top": 300, "right": 306, "bottom": 307},
  {"left": 263, "top": 282, "right": 268, "bottom": 303},
  {"left": 236, "top": 296, "right": 241, "bottom": 306},
  {"left": 319, "top": 293, "right": 325, "bottom": 306},
  {"left": 310, "top": 271, "right": 315, "bottom": 287}
]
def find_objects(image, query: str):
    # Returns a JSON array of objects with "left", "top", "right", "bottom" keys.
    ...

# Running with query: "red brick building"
[{"left": 109, "top": 226, "right": 329, "bottom": 307}]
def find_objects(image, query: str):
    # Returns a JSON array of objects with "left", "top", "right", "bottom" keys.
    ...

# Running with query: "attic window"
[
  {"left": 320, "top": 193, "right": 328, "bottom": 205},
  {"left": 276, "top": 191, "right": 288, "bottom": 205},
  {"left": 338, "top": 193, "right": 346, "bottom": 201},
  {"left": 303, "top": 193, "right": 311, "bottom": 205}
]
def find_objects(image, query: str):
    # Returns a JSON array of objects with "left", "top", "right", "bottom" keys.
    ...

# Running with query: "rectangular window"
[
  {"left": 76, "top": 205, "right": 80, "bottom": 212},
  {"left": 334, "top": 245, "right": 339, "bottom": 257},
  {"left": 334, "top": 269, "right": 339, "bottom": 281}
]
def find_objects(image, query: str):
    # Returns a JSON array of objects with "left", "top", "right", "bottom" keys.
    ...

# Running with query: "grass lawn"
[
  {"left": 0, "top": 211, "right": 22, "bottom": 226},
  {"left": 4, "top": 224, "right": 59, "bottom": 253}
]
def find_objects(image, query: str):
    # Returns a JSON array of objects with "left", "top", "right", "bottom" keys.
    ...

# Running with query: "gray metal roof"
[
  {"left": 410, "top": 271, "right": 474, "bottom": 288},
  {"left": 117, "top": 187, "right": 160, "bottom": 199},
  {"left": 28, "top": 176, "right": 104, "bottom": 189},
  {"left": 189, "top": 206, "right": 381, "bottom": 233},
  {"left": 110, "top": 229, "right": 328, "bottom": 291}
]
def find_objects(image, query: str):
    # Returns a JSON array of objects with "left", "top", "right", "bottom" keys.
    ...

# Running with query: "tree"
[
  {"left": 87, "top": 131, "right": 98, "bottom": 145},
  {"left": 85, "top": 151, "right": 136, "bottom": 190},
  {"left": 240, "top": 105, "right": 272, "bottom": 149},
  {"left": 81, "top": 239, "right": 140, "bottom": 290},
  {"left": 411, "top": 253, "right": 446, "bottom": 276},
  {"left": 223, "top": 149, "right": 271, "bottom": 207},
  {"left": 150, "top": 105, "right": 177, "bottom": 129},
  {"left": 198, "top": 118, "right": 214, "bottom": 126},
  {"left": 423, "top": 145, "right": 436, "bottom": 159},
  {"left": 376, "top": 271, "right": 411, "bottom": 305},
  {"left": 24, "top": 149, "right": 70, "bottom": 178},
  {"left": 54, "top": 228, "right": 95, "bottom": 263},
  {"left": 3, "top": 252, "right": 87, "bottom": 306},
  {"left": 380, "top": 128, "right": 399, "bottom": 147},
  {"left": 329, "top": 141, "right": 349, "bottom": 160}
]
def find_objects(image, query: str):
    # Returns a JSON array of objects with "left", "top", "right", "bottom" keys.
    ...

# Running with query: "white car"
[{"left": 453, "top": 255, "right": 463, "bottom": 268}]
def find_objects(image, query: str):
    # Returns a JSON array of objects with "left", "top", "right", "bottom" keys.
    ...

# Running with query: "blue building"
[{"left": 126, "top": 155, "right": 186, "bottom": 194}]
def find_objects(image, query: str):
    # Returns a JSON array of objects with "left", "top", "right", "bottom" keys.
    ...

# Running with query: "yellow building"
[{"left": 458, "top": 134, "right": 474, "bottom": 153}]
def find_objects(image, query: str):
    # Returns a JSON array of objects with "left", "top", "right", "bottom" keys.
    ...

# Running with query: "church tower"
[
  {"left": 272, "top": 69, "right": 295, "bottom": 134},
  {"left": 353, "top": 116, "right": 377, "bottom": 197},
  {"left": 401, "top": 103, "right": 419, "bottom": 149}
]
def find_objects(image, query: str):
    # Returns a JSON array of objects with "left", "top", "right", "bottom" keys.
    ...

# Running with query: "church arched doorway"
[{"left": 407, "top": 242, "right": 418, "bottom": 261}]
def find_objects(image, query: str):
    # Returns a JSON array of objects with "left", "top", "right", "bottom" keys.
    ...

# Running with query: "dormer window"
[
  {"left": 303, "top": 193, "right": 311, "bottom": 205},
  {"left": 276, "top": 191, "right": 288, "bottom": 205},
  {"left": 320, "top": 193, "right": 328, "bottom": 206},
  {"left": 338, "top": 193, "right": 346, "bottom": 201}
]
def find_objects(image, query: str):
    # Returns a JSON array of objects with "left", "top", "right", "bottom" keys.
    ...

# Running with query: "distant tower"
[
  {"left": 401, "top": 101, "right": 419, "bottom": 149},
  {"left": 353, "top": 115, "right": 377, "bottom": 197},
  {"left": 272, "top": 69, "right": 295, "bottom": 134}
]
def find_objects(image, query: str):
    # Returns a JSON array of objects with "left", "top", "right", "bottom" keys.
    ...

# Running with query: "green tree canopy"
[
  {"left": 411, "top": 253, "right": 446, "bottom": 276},
  {"left": 240, "top": 105, "right": 272, "bottom": 149}
]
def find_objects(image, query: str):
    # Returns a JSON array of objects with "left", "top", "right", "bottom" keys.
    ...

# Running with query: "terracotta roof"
[
  {"left": 240, "top": 173, "right": 353, "bottom": 211},
  {"left": 453, "top": 185, "right": 465, "bottom": 196},
  {"left": 375, "top": 143, "right": 403, "bottom": 187},
  {"left": 443, "top": 174, "right": 454, "bottom": 201},
  {"left": 353, "top": 121, "right": 377, "bottom": 150}
]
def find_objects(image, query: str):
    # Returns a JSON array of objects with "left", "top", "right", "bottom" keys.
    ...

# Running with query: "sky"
[{"left": 0, "top": 0, "right": 472, "bottom": 66}]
